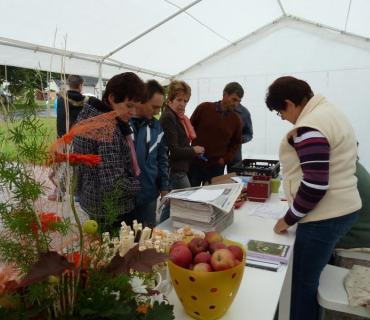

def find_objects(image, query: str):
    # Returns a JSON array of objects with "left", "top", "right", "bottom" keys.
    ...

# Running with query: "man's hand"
[
  {"left": 218, "top": 158, "right": 225, "bottom": 166},
  {"left": 273, "top": 218, "right": 290, "bottom": 234}
]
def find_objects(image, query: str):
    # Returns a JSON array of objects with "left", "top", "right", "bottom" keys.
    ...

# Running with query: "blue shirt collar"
[{"left": 216, "top": 101, "right": 231, "bottom": 116}]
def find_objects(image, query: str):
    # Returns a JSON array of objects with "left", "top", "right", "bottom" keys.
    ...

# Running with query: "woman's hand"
[
  {"left": 273, "top": 218, "right": 290, "bottom": 234},
  {"left": 161, "top": 191, "right": 170, "bottom": 204},
  {"left": 193, "top": 146, "right": 205, "bottom": 155}
]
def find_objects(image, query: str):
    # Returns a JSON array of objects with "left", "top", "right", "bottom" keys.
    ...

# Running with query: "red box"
[{"left": 247, "top": 175, "right": 271, "bottom": 202}]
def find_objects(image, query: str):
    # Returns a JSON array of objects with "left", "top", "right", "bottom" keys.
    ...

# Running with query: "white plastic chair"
[
  {"left": 334, "top": 249, "right": 370, "bottom": 266},
  {"left": 317, "top": 256, "right": 370, "bottom": 320}
]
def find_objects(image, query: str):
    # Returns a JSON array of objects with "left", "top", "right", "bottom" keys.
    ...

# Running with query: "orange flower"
[
  {"left": 31, "top": 212, "right": 61, "bottom": 234},
  {"left": 49, "top": 151, "right": 102, "bottom": 168},
  {"left": 137, "top": 304, "right": 149, "bottom": 314},
  {"left": 65, "top": 251, "right": 89, "bottom": 269}
]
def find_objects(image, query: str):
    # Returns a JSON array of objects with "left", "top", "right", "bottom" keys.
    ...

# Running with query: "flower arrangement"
[{"left": 0, "top": 81, "right": 175, "bottom": 319}]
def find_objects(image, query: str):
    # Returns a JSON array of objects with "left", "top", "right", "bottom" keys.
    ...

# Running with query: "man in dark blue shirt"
[{"left": 227, "top": 103, "right": 253, "bottom": 173}]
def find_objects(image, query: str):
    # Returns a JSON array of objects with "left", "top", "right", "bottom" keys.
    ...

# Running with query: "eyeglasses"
[{"left": 276, "top": 111, "right": 282, "bottom": 117}]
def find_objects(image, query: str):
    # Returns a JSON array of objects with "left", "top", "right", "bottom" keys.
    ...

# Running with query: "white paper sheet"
[
  {"left": 187, "top": 189, "right": 225, "bottom": 201},
  {"left": 231, "top": 177, "right": 250, "bottom": 184},
  {"left": 249, "top": 203, "right": 289, "bottom": 220},
  {"left": 278, "top": 183, "right": 286, "bottom": 200}
]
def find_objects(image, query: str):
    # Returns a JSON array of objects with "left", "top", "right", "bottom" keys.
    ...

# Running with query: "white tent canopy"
[{"left": 1, "top": 0, "right": 370, "bottom": 169}]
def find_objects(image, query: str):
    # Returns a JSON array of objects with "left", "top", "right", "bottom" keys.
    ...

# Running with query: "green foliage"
[
  {"left": 88, "top": 178, "right": 130, "bottom": 236},
  {"left": 77, "top": 288, "right": 132, "bottom": 319},
  {"left": 0, "top": 65, "right": 59, "bottom": 96},
  {"left": 146, "top": 301, "right": 175, "bottom": 320},
  {"left": 0, "top": 70, "right": 175, "bottom": 320},
  {"left": 0, "top": 118, "right": 56, "bottom": 161}
]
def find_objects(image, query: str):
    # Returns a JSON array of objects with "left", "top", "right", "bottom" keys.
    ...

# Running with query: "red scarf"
[
  {"left": 125, "top": 135, "right": 140, "bottom": 177},
  {"left": 168, "top": 105, "right": 196, "bottom": 141}
]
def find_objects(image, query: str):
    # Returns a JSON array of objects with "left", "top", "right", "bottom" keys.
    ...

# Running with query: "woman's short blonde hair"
[{"left": 167, "top": 80, "right": 191, "bottom": 102}]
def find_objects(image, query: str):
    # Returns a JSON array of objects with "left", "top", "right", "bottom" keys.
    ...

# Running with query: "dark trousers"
[
  {"left": 290, "top": 210, "right": 360, "bottom": 320},
  {"left": 159, "top": 170, "right": 191, "bottom": 224},
  {"left": 188, "top": 163, "right": 225, "bottom": 187},
  {"left": 227, "top": 163, "right": 239, "bottom": 174},
  {"left": 136, "top": 200, "right": 157, "bottom": 228}
]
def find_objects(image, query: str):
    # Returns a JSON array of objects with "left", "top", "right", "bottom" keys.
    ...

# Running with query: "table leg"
[{"left": 279, "top": 259, "right": 292, "bottom": 319}]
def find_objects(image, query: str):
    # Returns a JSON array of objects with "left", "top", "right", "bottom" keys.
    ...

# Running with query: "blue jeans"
[
  {"left": 159, "top": 171, "right": 191, "bottom": 223},
  {"left": 136, "top": 200, "right": 157, "bottom": 228},
  {"left": 188, "top": 163, "right": 225, "bottom": 187},
  {"left": 290, "top": 210, "right": 360, "bottom": 320}
]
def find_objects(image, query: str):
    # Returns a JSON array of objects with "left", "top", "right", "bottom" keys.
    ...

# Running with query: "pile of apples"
[{"left": 169, "top": 231, "right": 244, "bottom": 272}]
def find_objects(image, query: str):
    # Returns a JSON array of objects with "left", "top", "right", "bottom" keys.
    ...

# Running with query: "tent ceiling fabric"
[{"left": 0, "top": 0, "right": 370, "bottom": 78}]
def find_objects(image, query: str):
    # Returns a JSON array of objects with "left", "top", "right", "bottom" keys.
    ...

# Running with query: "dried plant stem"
[
  {"left": 69, "top": 164, "right": 84, "bottom": 315},
  {"left": 49, "top": 284, "right": 62, "bottom": 317},
  {"left": 67, "top": 275, "right": 72, "bottom": 314},
  {"left": 61, "top": 274, "right": 66, "bottom": 313},
  {"left": 70, "top": 166, "right": 84, "bottom": 267},
  {"left": 70, "top": 272, "right": 75, "bottom": 315}
]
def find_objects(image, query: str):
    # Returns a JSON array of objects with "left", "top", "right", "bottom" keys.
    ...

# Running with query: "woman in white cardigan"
[{"left": 265, "top": 76, "right": 361, "bottom": 320}]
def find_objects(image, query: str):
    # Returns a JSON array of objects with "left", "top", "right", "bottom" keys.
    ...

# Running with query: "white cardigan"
[{"left": 279, "top": 94, "right": 361, "bottom": 223}]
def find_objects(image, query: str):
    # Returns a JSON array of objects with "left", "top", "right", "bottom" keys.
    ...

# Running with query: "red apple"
[
  {"left": 193, "top": 263, "right": 213, "bottom": 272},
  {"left": 235, "top": 260, "right": 241, "bottom": 266},
  {"left": 209, "top": 241, "right": 227, "bottom": 254},
  {"left": 205, "top": 231, "right": 223, "bottom": 245},
  {"left": 193, "top": 251, "right": 212, "bottom": 265},
  {"left": 170, "top": 241, "right": 187, "bottom": 251},
  {"left": 210, "top": 249, "right": 236, "bottom": 271},
  {"left": 170, "top": 245, "right": 193, "bottom": 269},
  {"left": 188, "top": 237, "right": 209, "bottom": 256},
  {"left": 228, "top": 245, "right": 244, "bottom": 261}
]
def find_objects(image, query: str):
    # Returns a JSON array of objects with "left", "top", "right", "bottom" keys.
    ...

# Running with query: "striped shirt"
[{"left": 284, "top": 127, "right": 330, "bottom": 225}]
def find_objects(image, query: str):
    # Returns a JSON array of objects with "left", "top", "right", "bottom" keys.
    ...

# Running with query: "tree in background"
[{"left": 0, "top": 65, "right": 59, "bottom": 97}]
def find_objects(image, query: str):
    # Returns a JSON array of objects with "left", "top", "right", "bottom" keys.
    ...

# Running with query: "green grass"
[
  {"left": 3, "top": 102, "right": 49, "bottom": 111},
  {"left": 0, "top": 117, "right": 57, "bottom": 160}
]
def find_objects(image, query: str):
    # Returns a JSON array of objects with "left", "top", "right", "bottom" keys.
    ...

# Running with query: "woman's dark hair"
[
  {"left": 265, "top": 76, "right": 314, "bottom": 112},
  {"left": 103, "top": 72, "right": 147, "bottom": 104}
]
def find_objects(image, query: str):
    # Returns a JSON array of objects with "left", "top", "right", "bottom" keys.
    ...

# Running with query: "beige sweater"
[{"left": 279, "top": 94, "right": 361, "bottom": 223}]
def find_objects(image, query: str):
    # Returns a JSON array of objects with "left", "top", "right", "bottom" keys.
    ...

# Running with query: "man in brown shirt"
[{"left": 189, "top": 82, "right": 243, "bottom": 186}]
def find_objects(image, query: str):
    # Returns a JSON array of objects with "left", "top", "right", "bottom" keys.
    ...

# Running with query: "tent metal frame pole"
[
  {"left": 277, "top": 0, "right": 286, "bottom": 16},
  {"left": 0, "top": 37, "right": 99, "bottom": 62},
  {"left": 0, "top": 37, "right": 171, "bottom": 79},
  {"left": 98, "top": 61, "right": 103, "bottom": 99},
  {"left": 101, "top": 0, "right": 202, "bottom": 60},
  {"left": 174, "top": 15, "right": 285, "bottom": 78},
  {"left": 345, "top": 0, "right": 353, "bottom": 32},
  {"left": 105, "top": 57, "right": 171, "bottom": 79},
  {"left": 288, "top": 15, "right": 370, "bottom": 42}
]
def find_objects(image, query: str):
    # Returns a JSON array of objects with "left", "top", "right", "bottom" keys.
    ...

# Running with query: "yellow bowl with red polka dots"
[{"left": 167, "top": 238, "right": 246, "bottom": 320}]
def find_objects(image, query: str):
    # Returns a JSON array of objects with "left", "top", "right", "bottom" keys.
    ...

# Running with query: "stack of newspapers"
[{"left": 159, "top": 183, "right": 243, "bottom": 233}]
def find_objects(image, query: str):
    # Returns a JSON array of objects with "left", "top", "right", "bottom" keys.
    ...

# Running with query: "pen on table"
[
  {"left": 245, "top": 262, "right": 278, "bottom": 272},
  {"left": 198, "top": 155, "right": 208, "bottom": 162}
]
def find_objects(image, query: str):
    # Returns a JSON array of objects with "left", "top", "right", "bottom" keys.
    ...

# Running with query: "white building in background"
[{"left": 50, "top": 76, "right": 109, "bottom": 97}]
